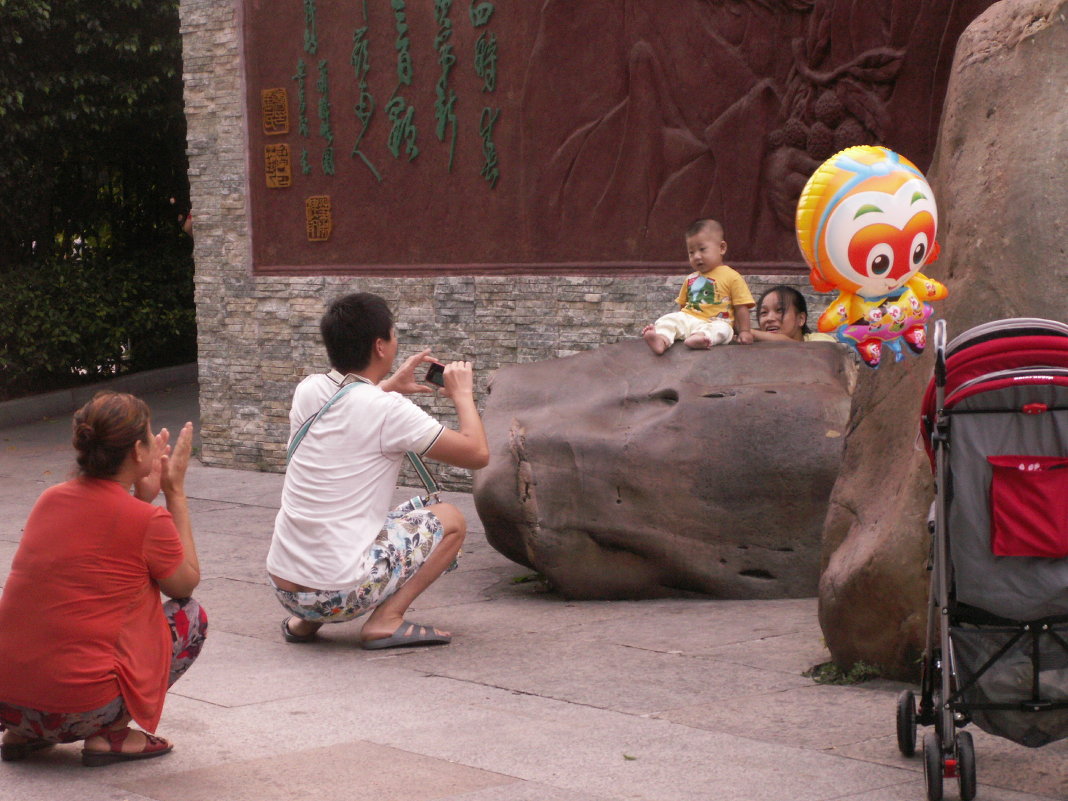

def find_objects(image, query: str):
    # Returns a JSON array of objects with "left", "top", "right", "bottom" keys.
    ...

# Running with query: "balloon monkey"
[{"left": 795, "top": 146, "right": 948, "bottom": 368}]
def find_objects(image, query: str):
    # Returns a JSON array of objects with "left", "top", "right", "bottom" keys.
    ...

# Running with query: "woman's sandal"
[
  {"left": 0, "top": 737, "right": 53, "bottom": 762},
  {"left": 81, "top": 727, "right": 173, "bottom": 767}
]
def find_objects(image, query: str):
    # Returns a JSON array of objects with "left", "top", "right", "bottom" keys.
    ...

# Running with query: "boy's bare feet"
[
  {"left": 684, "top": 332, "right": 714, "bottom": 349},
  {"left": 642, "top": 325, "right": 670, "bottom": 355}
]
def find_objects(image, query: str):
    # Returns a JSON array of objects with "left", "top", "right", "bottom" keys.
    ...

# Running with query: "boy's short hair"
[
  {"left": 320, "top": 292, "right": 394, "bottom": 372},
  {"left": 685, "top": 218, "right": 724, "bottom": 239}
]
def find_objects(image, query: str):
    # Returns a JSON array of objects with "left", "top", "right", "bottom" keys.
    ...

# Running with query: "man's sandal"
[
  {"left": 360, "top": 621, "right": 451, "bottom": 650},
  {"left": 280, "top": 616, "right": 319, "bottom": 643},
  {"left": 81, "top": 727, "right": 173, "bottom": 767}
]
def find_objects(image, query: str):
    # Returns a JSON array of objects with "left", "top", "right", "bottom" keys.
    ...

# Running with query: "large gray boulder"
[
  {"left": 818, "top": 0, "right": 1068, "bottom": 678},
  {"left": 473, "top": 340, "right": 855, "bottom": 600}
]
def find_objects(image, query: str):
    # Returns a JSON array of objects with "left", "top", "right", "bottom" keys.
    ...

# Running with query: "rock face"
[
  {"left": 818, "top": 0, "right": 1068, "bottom": 679},
  {"left": 473, "top": 340, "right": 855, "bottom": 600}
]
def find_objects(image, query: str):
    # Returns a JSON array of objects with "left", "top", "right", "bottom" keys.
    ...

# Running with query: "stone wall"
[{"left": 179, "top": 0, "right": 827, "bottom": 490}]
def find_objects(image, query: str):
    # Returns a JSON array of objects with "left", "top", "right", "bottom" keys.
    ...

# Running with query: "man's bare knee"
[{"left": 428, "top": 502, "right": 466, "bottom": 539}]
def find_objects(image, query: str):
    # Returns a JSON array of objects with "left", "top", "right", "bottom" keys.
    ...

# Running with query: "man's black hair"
[{"left": 320, "top": 292, "right": 394, "bottom": 372}]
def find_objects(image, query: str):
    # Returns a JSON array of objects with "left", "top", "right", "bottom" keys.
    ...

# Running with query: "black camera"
[{"left": 425, "top": 362, "right": 446, "bottom": 387}]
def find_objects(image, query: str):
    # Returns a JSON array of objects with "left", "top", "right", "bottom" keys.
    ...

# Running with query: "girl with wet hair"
[{"left": 0, "top": 392, "right": 206, "bottom": 767}]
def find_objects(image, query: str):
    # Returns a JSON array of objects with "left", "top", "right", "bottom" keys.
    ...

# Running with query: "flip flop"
[
  {"left": 1, "top": 738, "right": 52, "bottom": 762},
  {"left": 280, "top": 616, "right": 318, "bottom": 643},
  {"left": 360, "top": 622, "right": 451, "bottom": 650}
]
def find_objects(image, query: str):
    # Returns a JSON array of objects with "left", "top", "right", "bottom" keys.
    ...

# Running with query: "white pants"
[{"left": 653, "top": 312, "right": 734, "bottom": 347}]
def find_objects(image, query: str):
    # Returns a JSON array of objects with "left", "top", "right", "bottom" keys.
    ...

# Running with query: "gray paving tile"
[
  {"left": 827, "top": 781, "right": 1046, "bottom": 801},
  {"left": 0, "top": 763, "right": 158, "bottom": 801},
  {"left": 167, "top": 628, "right": 392, "bottom": 708},
  {"left": 364, "top": 683, "right": 917, "bottom": 801},
  {"left": 442, "top": 781, "right": 617, "bottom": 801},
  {"left": 423, "top": 593, "right": 757, "bottom": 643},
  {"left": 834, "top": 729, "right": 1068, "bottom": 800},
  {"left": 393, "top": 632, "right": 813, "bottom": 715},
  {"left": 191, "top": 529, "right": 273, "bottom": 583},
  {"left": 706, "top": 628, "right": 831, "bottom": 674},
  {"left": 187, "top": 576, "right": 281, "bottom": 639},
  {"left": 0, "top": 380, "right": 1061, "bottom": 801},
  {"left": 112, "top": 740, "right": 514, "bottom": 801},
  {"left": 183, "top": 464, "right": 284, "bottom": 508},
  {"left": 159, "top": 677, "right": 912, "bottom": 801},
  {"left": 657, "top": 681, "right": 895, "bottom": 750}
]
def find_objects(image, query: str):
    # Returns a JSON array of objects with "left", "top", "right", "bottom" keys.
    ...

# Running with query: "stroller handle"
[{"left": 934, "top": 318, "right": 947, "bottom": 388}]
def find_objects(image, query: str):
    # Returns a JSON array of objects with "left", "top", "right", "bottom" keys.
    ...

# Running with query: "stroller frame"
[{"left": 896, "top": 318, "right": 1068, "bottom": 801}]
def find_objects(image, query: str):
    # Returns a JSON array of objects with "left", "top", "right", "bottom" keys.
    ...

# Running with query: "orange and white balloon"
[{"left": 795, "top": 146, "right": 947, "bottom": 367}]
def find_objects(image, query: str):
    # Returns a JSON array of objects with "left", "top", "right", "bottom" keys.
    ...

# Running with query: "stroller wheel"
[
  {"left": 896, "top": 690, "right": 917, "bottom": 756},
  {"left": 957, "top": 731, "right": 976, "bottom": 801},
  {"left": 923, "top": 733, "right": 944, "bottom": 801}
]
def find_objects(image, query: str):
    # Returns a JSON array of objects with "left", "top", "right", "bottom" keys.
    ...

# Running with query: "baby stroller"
[{"left": 896, "top": 318, "right": 1068, "bottom": 800}]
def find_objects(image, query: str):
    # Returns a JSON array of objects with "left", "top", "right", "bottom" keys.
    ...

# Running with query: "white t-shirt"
[{"left": 266, "top": 374, "right": 444, "bottom": 588}]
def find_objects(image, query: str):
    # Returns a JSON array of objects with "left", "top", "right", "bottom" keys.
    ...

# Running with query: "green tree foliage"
[{"left": 0, "top": 0, "right": 194, "bottom": 397}]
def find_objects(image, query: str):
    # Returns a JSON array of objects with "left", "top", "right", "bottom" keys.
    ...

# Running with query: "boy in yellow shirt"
[{"left": 642, "top": 219, "right": 755, "bottom": 354}]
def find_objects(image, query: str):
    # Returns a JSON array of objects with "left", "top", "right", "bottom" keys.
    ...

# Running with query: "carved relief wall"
[
  {"left": 244, "top": 0, "right": 995, "bottom": 275},
  {"left": 184, "top": 0, "right": 996, "bottom": 483}
]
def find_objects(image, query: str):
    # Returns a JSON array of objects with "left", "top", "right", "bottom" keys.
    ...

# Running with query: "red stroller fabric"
[{"left": 987, "top": 455, "right": 1068, "bottom": 558}]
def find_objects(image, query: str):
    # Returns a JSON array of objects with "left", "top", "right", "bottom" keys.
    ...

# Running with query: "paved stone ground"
[{"left": 0, "top": 380, "right": 1064, "bottom": 801}]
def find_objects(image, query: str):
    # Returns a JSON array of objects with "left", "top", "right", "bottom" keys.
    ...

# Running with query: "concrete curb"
[{"left": 0, "top": 363, "right": 197, "bottom": 429}]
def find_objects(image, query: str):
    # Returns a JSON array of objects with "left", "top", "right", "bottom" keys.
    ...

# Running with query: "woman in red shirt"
[{"left": 0, "top": 392, "right": 206, "bottom": 767}]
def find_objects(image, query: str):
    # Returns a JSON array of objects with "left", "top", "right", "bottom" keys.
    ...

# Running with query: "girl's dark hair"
[
  {"left": 757, "top": 285, "right": 811, "bottom": 336},
  {"left": 72, "top": 392, "right": 151, "bottom": 479},
  {"left": 320, "top": 292, "right": 394, "bottom": 373}
]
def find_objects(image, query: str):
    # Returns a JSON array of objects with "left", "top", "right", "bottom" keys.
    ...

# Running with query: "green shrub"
[
  {"left": 0, "top": 0, "right": 194, "bottom": 401},
  {"left": 0, "top": 246, "right": 195, "bottom": 398}
]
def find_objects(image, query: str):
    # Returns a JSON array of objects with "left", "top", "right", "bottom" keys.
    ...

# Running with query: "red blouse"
[{"left": 0, "top": 478, "right": 184, "bottom": 732}]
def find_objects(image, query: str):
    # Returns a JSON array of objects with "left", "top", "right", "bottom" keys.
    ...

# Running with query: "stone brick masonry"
[{"left": 179, "top": 0, "right": 827, "bottom": 490}]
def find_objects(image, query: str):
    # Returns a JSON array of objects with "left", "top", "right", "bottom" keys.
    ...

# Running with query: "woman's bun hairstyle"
[{"left": 71, "top": 392, "right": 151, "bottom": 479}]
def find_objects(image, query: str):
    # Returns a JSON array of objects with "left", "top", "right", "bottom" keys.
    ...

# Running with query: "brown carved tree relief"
[{"left": 243, "top": 0, "right": 994, "bottom": 274}]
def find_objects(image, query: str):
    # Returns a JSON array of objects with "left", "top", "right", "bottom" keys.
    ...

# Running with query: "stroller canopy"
[{"left": 924, "top": 318, "right": 1068, "bottom": 621}]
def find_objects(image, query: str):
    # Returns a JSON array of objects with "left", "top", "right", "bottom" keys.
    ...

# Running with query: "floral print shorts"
[
  {"left": 0, "top": 596, "right": 208, "bottom": 743},
  {"left": 274, "top": 495, "right": 457, "bottom": 624}
]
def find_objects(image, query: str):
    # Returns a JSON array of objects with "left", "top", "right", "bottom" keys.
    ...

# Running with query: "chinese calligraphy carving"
[
  {"left": 305, "top": 195, "right": 332, "bottom": 241},
  {"left": 265, "top": 144, "right": 292, "bottom": 188},
  {"left": 261, "top": 88, "right": 289, "bottom": 135},
  {"left": 471, "top": 2, "right": 499, "bottom": 187}
]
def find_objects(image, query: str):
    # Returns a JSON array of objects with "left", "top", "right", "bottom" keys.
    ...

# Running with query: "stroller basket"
[{"left": 951, "top": 608, "right": 1068, "bottom": 748}]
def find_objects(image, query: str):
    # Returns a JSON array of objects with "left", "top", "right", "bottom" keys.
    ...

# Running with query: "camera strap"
[{"left": 287, "top": 373, "right": 439, "bottom": 497}]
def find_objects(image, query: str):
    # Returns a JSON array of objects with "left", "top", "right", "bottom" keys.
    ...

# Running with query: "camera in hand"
[{"left": 425, "top": 362, "right": 446, "bottom": 387}]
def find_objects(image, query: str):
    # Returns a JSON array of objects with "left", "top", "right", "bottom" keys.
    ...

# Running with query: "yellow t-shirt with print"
[{"left": 675, "top": 264, "right": 755, "bottom": 325}]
